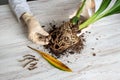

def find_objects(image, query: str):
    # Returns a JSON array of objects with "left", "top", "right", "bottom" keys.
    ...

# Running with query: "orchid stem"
[{"left": 71, "top": 0, "right": 86, "bottom": 25}]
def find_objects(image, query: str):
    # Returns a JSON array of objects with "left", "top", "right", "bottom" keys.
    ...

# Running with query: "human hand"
[{"left": 21, "top": 12, "right": 50, "bottom": 45}]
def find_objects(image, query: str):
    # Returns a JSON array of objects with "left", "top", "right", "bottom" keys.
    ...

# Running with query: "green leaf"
[
  {"left": 76, "top": 0, "right": 87, "bottom": 18},
  {"left": 98, "top": 0, "right": 120, "bottom": 19},
  {"left": 79, "top": 0, "right": 120, "bottom": 30},
  {"left": 95, "top": 0, "right": 111, "bottom": 15},
  {"left": 28, "top": 46, "right": 72, "bottom": 72},
  {"left": 71, "top": 0, "right": 86, "bottom": 25},
  {"left": 79, "top": 0, "right": 112, "bottom": 30}
]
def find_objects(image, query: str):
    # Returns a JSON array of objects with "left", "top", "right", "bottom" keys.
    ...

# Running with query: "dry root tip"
[
  {"left": 23, "top": 54, "right": 35, "bottom": 58},
  {"left": 18, "top": 56, "right": 38, "bottom": 62},
  {"left": 28, "top": 66, "right": 37, "bottom": 70},
  {"left": 23, "top": 59, "right": 35, "bottom": 68},
  {"left": 30, "top": 62, "right": 37, "bottom": 66}
]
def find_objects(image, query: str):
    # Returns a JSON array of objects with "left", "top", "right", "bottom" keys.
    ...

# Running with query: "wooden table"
[{"left": 0, "top": 0, "right": 120, "bottom": 80}]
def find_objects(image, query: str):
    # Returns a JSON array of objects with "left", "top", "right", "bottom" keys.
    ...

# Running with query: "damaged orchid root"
[
  {"left": 45, "top": 0, "right": 92, "bottom": 57},
  {"left": 18, "top": 54, "right": 39, "bottom": 70},
  {"left": 45, "top": 16, "right": 86, "bottom": 57}
]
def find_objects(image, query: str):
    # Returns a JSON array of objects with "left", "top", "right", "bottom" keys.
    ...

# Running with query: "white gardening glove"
[
  {"left": 21, "top": 12, "right": 50, "bottom": 45},
  {"left": 81, "top": 0, "right": 103, "bottom": 19},
  {"left": 9, "top": 0, "right": 49, "bottom": 45},
  {"left": 81, "top": 0, "right": 96, "bottom": 19}
]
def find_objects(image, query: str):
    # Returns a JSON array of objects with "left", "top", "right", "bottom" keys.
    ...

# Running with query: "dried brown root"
[
  {"left": 23, "top": 54, "right": 35, "bottom": 58},
  {"left": 28, "top": 66, "right": 37, "bottom": 70},
  {"left": 18, "top": 54, "right": 39, "bottom": 70}
]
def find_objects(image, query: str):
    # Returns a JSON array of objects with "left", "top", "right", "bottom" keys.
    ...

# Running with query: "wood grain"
[{"left": 0, "top": 0, "right": 120, "bottom": 80}]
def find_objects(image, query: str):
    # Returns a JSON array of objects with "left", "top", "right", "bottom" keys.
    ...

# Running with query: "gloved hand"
[
  {"left": 21, "top": 12, "right": 50, "bottom": 45},
  {"left": 9, "top": 0, "right": 49, "bottom": 45}
]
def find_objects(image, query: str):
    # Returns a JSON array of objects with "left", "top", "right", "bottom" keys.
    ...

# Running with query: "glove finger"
[
  {"left": 38, "top": 27, "right": 49, "bottom": 36},
  {"left": 28, "top": 32, "right": 49, "bottom": 45}
]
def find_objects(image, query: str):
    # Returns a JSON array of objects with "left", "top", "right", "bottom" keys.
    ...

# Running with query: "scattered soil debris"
[
  {"left": 85, "top": 31, "right": 91, "bottom": 34},
  {"left": 44, "top": 16, "right": 87, "bottom": 58}
]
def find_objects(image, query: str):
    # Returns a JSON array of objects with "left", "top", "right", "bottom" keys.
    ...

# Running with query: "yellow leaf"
[{"left": 27, "top": 46, "right": 72, "bottom": 72}]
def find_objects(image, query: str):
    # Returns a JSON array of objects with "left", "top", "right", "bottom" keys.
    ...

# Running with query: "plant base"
[{"left": 45, "top": 16, "right": 86, "bottom": 58}]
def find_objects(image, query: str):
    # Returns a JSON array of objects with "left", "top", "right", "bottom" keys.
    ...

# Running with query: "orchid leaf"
[
  {"left": 79, "top": 0, "right": 120, "bottom": 30},
  {"left": 28, "top": 46, "right": 72, "bottom": 72},
  {"left": 71, "top": 0, "right": 86, "bottom": 25},
  {"left": 99, "top": 0, "right": 120, "bottom": 19}
]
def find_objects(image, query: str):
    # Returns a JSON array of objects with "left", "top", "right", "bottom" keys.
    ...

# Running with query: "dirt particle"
[
  {"left": 82, "top": 39, "right": 86, "bottom": 42},
  {"left": 69, "top": 51, "right": 74, "bottom": 54},
  {"left": 67, "top": 61, "right": 72, "bottom": 63},
  {"left": 92, "top": 53, "right": 96, "bottom": 56},
  {"left": 91, "top": 48, "right": 94, "bottom": 50},
  {"left": 67, "top": 61, "right": 70, "bottom": 63},
  {"left": 42, "top": 26, "right": 45, "bottom": 27},
  {"left": 81, "top": 35, "right": 84, "bottom": 37},
  {"left": 96, "top": 38, "right": 99, "bottom": 40},
  {"left": 88, "top": 32, "right": 91, "bottom": 34},
  {"left": 85, "top": 31, "right": 88, "bottom": 33}
]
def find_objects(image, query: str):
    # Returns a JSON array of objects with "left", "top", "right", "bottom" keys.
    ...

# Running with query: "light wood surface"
[{"left": 0, "top": 0, "right": 120, "bottom": 80}]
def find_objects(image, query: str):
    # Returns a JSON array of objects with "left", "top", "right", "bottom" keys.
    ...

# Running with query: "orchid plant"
[
  {"left": 72, "top": 0, "right": 120, "bottom": 29},
  {"left": 27, "top": 0, "right": 120, "bottom": 72}
]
